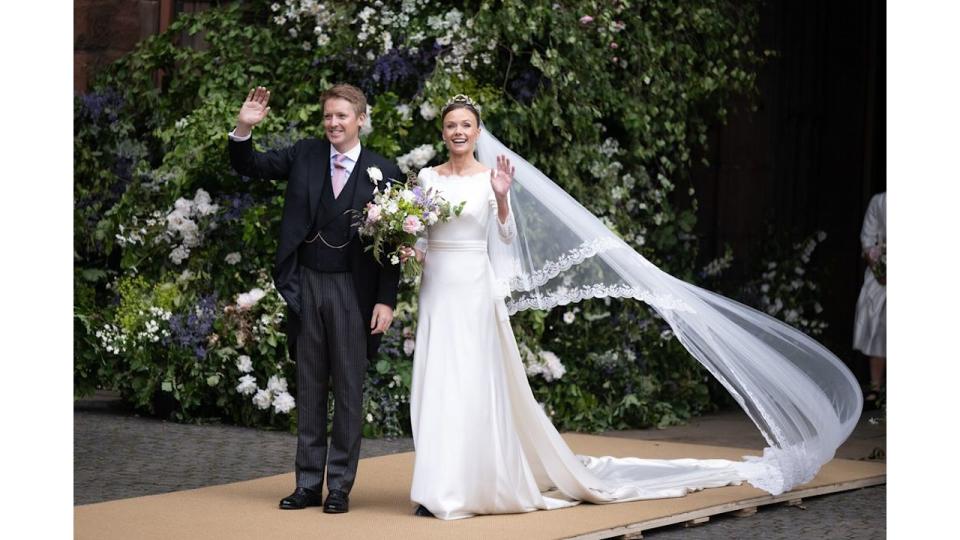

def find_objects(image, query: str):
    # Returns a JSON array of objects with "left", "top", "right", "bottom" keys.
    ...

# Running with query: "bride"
[{"left": 398, "top": 95, "right": 862, "bottom": 520}]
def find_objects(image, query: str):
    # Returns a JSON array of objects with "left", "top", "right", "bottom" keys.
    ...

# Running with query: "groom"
[{"left": 227, "top": 84, "right": 402, "bottom": 513}]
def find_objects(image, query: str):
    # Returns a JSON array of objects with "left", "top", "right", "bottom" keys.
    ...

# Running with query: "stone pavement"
[{"left": 74, "top": 391, "right": 885, "bottom": 538}]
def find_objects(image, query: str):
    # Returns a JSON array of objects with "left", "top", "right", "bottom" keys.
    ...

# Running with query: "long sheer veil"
[{"left": 476, "top": 125, "right": 862, "bottom": 495}]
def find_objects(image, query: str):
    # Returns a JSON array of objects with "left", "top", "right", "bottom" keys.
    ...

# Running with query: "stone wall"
[
  {"left": 74, "top": 0, "right": 160, "bottom": 93},
  {"left": 74, "top": 1, "right": 212, "bottom": 94}
]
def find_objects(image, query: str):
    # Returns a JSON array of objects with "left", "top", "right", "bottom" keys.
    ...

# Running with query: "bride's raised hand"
[
  {"left": 490, "top": 154, "right": 514, "bottom": 198},
  {"left": 237, "top": 86, "right": 272, "bottom": 131}
]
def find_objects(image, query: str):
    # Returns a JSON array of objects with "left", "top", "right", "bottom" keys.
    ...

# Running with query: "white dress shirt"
[{"left": 329, "top": 140, "right": 362, "bottom": 181}]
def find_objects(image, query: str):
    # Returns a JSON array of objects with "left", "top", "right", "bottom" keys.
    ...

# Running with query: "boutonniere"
[{"left": 367, "top": 166, "right": 383, "bottom": 187}]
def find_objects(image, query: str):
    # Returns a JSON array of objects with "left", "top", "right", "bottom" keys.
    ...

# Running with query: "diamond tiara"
[{"left": 443, "top": 94, "right": 479, "bottom": 109}]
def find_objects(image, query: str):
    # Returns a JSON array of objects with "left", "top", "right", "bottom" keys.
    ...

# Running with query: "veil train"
[{"left": 476, "top": 126, "right": 862, "bottom": 495}]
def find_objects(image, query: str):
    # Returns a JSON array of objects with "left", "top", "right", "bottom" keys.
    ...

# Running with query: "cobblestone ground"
[
  {"left": 75, "top": 394, "right": 885, "bottom": 538},
  {"left": 74, "top": 404, "right": 413, "bottom": 505}
]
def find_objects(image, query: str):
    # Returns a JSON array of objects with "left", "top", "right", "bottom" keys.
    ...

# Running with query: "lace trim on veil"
[
  {"left": 500, "top": 237, "right": 695, "bottom": 314},
  {"left": 505, "top": 283, "right": 696, "bottom": 315},
  {"left": 507, "top": 237, "right": 625, "bottom": 292}
]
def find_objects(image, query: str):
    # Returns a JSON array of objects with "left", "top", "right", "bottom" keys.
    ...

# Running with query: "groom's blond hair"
[{"left": 320, "top": 84, "right": 367, "bottom": 117}]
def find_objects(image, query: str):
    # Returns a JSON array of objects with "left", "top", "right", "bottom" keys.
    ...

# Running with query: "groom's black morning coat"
[{"left": 228, "top": 135, "right": 403, "bottom": 360}]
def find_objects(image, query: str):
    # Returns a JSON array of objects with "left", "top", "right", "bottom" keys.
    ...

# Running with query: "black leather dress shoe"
[
  {"left": 279, "top": 487, "right": 322, "bottom": 510},
  {"left": 323, "top": 489, "right": 350, "bottom": 513},
  {"left": 414, "top": 504, "right": 435, "bottom": 518}
]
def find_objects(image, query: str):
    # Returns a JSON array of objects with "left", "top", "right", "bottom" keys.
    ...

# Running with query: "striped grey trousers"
[{"left": 294, "top": 267, "right": 369, "bottom": 494}]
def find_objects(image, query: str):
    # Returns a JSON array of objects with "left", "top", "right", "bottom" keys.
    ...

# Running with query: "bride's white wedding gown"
[{"left": 409, "top": 167, "right": 758, "bottom": 520}]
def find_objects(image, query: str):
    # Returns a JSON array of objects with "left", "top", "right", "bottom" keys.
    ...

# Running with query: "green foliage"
[{"left": 74, "top": 0, "right": 769, "bottom": 432}]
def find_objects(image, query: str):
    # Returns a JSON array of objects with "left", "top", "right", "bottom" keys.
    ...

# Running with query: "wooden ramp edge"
[{"left": 568, "top": 474, "right": 887, "bottom": 540}]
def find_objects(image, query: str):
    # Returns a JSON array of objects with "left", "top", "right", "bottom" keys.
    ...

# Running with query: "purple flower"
[
  {"left": 216, "top": 193, "right": 255, "bottom": 222},
  {"left": 167, "top": 293, "right": 217, "bottom": 359},
  {"left": 79, "top": 87, "right": 124, "bottom": 123},
  {"left": 350, "top": 43, "right": 442, "bottom": 98}
]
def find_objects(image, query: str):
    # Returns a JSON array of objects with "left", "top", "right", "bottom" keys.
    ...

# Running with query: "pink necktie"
[{"left": 332, "top": 153, "right": 348, "bottom": 199}]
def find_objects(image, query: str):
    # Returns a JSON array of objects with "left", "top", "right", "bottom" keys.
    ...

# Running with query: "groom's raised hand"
[{"left": 235, "top": 86, "right": 272, "bottom": 137}]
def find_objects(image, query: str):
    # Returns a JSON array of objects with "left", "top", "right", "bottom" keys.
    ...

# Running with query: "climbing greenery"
[{"left": 75, "top": 0, "right": 773, "bottom": 433}]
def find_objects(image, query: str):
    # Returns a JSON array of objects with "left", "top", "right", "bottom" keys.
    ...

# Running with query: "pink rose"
[
  {"left": 579, "top": 15, "right": 594, "bottom": 25},
  {"left": 402, "top": 215, "right": 423, "bottom": 234},
  {"left": 609, "top": 42, "right": 619, "bottom": 49},
  {"left": 366, "top": 203, "right": 382, "bottom": 223}
]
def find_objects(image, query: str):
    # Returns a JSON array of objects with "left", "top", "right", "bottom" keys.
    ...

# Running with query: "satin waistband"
[{"left": 428, "top": 239, "right": 487, "bottom": 252}]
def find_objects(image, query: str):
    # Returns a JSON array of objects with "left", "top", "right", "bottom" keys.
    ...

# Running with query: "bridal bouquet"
[{"left": 356, "top": 167, "right": 465, "bottom": 278}]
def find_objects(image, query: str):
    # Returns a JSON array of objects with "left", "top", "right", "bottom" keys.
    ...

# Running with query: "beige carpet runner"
[{"left": 75, "top": 433, "right": 886, "bottom": 539}]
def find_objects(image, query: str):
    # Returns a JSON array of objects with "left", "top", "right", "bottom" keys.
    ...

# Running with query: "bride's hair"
[{"left": 441, "top": 94, "right": 481, "bottom": 124}]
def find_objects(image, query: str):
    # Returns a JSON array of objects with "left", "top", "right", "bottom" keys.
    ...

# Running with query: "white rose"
[
  {"left": 367, "top": 166, "right": 383, "bottom": 185},
  {"left": 272, "top": 391, "right": 296, "bottom": 414},
  {"left": 225, "top": 252, "right": 242, "bottom": 265},
  {"left": 395, "top": 104, "right": 412, "bottom": 121},
  {"left": 420, "top": 101, "right": 438, "bottom": 121},
  {"left": 538, "top": 350, "right": 566, "bottom": 381},
  {"left": 397, "top": 156, "right": 412, "bottom": 174},
  {"left": 267, "top": 375, "right": 288, "bottom": 394},
  {"left": 403, "top": 338, "right": 416, "bottom": 356},
  {"left": 563, "top": 311, "right": 576, "bottom": 324},
  {"left": 400, "top": 189, "right": 416, "bottom": 203},
  {"left": 412, "top": 144, "right": 436, "bottom": 166},
  {"left": 252, "top": 388, "right": 273, "bottom": 410},
  {"left": 237, "top": 287, "right": 267, "bottom": 310},
  {"left": 236, "top": 374, "right": 257, "bottom": 395},
  {"left": 236, "top": 355, "right": 253, "bottom": 373}
]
